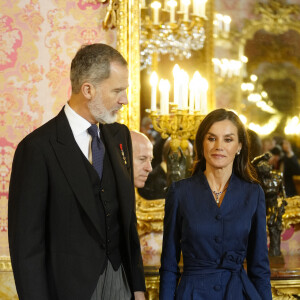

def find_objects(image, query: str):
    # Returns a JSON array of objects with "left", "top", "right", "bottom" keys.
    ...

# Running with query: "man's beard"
[{"left": 88, "top": 97, "right": 118, "bottom": 124}]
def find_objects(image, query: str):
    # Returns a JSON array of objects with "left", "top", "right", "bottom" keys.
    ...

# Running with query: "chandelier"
[{"left": 140, "top": 0, "right": 207, "bottom": 70}]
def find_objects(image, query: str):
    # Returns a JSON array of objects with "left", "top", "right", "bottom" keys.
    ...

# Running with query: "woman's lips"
[{"left": 211, "top": 154, "right": 225, "bottom": 158}]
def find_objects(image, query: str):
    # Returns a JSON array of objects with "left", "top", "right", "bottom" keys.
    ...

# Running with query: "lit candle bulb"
[
  {"left": 182, "top": 70, "right": 189, "bottom": 109},
  {"left": 151, "top": 1, "right": 162, "bottom": 24},
  {"left": 159, "top": 79, "right": 170, "bottom": 115},
  {"left": 212, "top": 58, "right": 220, "bottom": 74},
  {"left": 199, "top": 0, "right": 207, "bottom": 17},
  {"left": 180, "top": 0, "right": 184, "bottom": 11},
  {"left": 193, "top": 0, "right": 199, "bottom": 15},
  {"left": 200, "top": 77, "right": 208, "bottom": 114},
  {"left": 178, "top": 69, "right": 186, "bottom": 110},
  {"left": 167, "top": 0, "right": 177, "bottom": 23},
  {"left": 193, "top": 71, "right": 201, "bottom": 111},
  {"left": 213, "top": 19, "right": 219, "bottom": 35},
  {"left": 182, "top": 0, "right": 190, "bottom": 21},
  {"left": 216, "top": 13, "right": 223, "bottom": 31},
  {"left": 173, "top": 64, "right": 180, "bottom": 105},
  {"left": 189, "top": 78, "right": 195, "bottom": 113},
  {"left": 150, "top": 72, "right": 158, "bottom": 111},
  {"left": 223, "top": 15, "right": 231, "bottom": 32}
]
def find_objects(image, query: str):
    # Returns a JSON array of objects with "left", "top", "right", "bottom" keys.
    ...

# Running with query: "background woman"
[{"left": 159, "top": 108, "right": 272, "bottom": 299}]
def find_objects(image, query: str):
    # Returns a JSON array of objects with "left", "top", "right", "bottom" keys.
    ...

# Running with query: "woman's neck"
[{"left": 204, "top": 165, "right": 232, "bottom": 192}]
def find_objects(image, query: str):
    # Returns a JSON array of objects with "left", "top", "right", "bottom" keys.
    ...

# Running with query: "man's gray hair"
[{"left": 70, "top": 43, "right": 128, "bottom": 93}]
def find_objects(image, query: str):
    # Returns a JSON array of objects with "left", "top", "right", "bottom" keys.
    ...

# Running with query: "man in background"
[
  {"left": 130, "top": 130, "right": 153, "bottom": 188},
  {"left": 9, "top": 43, "right": 145, "bottom": 300},
  {"left": 269, "top": 139, "right": 300, "bottom": 197}
]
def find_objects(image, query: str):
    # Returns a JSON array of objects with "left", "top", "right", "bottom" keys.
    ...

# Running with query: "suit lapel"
[
  {"left": 101, "top": 124, "right": 134, "bottom": 234},
  {"left": 50, "top": 109, "right": 105, "bottom": 241}
]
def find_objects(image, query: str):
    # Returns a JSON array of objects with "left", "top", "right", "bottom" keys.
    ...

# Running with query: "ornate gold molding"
[
  {"left": 103, "top": 0, "right": 119, "bottom": 29},
  {"left": 281, "top": 196, "right": 300, "bottom": 230},
  {"left": 242, "top": 0, "right": 300, "bottom": 41},
  {"left": 205, "top": 0, "right": 215, "bottom": 111},
  {"left": 271, "top": 280, "right": 300, "bottom": 299},
  {"left": 0, "top": 256, "right": 12, "bottom": 272},
  {"left": 145, "top": 274, "right": 160, "bottom": 300},
  {"left": 254, "top": 0, "right": 300, "bottom": 35},
  {"left": 136, "top": 192, "right": 165, "bottom": 236},
  {"left": 117, "top": 0, "right": 140, "bottom": 130}
]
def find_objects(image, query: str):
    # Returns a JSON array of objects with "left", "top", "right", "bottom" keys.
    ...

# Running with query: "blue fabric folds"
[{"left": 183, "top": 251, "right": 261, "bottom": 300}]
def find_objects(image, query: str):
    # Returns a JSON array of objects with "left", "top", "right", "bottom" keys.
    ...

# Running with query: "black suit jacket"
[{"left": 8, "top": 108, "right": 145, "bottom": 300}]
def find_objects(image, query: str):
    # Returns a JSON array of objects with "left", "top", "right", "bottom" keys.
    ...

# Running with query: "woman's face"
[{"left": 203, "top": 119, "right": 242, "bottom": 172}]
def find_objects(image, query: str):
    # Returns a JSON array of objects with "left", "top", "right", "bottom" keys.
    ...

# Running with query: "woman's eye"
[
  {"left": 208, "top": 137, "right": 215, "bottom": 141},
  {"left": 225, "top": 138, "right": 233, "bottom": 143}
]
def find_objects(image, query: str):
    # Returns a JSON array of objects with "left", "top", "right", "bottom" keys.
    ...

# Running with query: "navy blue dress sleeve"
[
  {"left": 246, "top": 185, "right": 272, "bottom": 299},
  {"left": 159, "top": 183, "right": 182, "bottom": 299}
]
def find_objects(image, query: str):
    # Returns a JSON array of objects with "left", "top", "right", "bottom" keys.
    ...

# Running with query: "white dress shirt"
[{"left": 64, "top": 103, "right": 93, "bottom": 161}]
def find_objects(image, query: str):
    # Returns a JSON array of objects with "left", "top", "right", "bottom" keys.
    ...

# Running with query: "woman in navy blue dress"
[{"left": 159, "top": 109, "right": 272, "bottom": 299}]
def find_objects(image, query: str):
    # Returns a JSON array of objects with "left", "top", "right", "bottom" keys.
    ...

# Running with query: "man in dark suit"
[{"left": 8, "top": 43, "right": 146, "bottom": 300}]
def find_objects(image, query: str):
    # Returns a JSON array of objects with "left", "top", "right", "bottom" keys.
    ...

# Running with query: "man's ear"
[{"left": 81, "top": 82, "right": 94, "bottom": 99}]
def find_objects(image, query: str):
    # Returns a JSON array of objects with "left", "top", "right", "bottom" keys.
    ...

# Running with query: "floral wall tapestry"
[{"left": 0, "top": 0, "right": 116, "bottom": 256}]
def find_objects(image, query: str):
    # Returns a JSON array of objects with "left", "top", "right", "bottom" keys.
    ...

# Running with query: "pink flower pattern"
[{"left": 0, "top": 15, "right": 22, "bottom": 71}]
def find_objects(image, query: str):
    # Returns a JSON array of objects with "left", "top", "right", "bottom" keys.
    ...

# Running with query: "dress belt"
[{"left": 183, "top": 251, "right": 261, "bottom": 300}]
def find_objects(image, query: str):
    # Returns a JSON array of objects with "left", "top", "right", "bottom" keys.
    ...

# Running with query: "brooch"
[{"left": 119, "top": 144, "right": 127, "bottom": 165}]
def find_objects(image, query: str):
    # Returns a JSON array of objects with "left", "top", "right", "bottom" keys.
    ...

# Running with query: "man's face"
[
  {"left": 88, "top": 62, "right": 129, "bottom": 124},
  {"left": 132, "top": 137, "right": 153, "bottom": 188}
]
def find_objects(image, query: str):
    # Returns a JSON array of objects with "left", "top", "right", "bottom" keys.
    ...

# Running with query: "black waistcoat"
[{"left": 81, "top": 148, "right": 122, "bottom": 272}]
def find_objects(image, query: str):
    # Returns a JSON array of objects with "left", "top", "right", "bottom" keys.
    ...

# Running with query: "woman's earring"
[{"left": 237, "top": 150, "right": 240, "bottom": 155}]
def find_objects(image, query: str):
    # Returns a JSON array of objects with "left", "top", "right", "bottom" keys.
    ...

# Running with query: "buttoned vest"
[{"left": 81, "top": 147, "right": 122, "bottom": 273}]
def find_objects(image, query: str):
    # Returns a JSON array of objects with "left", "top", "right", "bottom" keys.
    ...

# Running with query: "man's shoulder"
[
  {"left": 20, "top": 113, "right": 61, "bottom": 146},
  {"left": 102, "top": 122, "right": 129, "bottom": 136},
  {"left": 104, "top": 122, "right": 128, "bottom": 130}
]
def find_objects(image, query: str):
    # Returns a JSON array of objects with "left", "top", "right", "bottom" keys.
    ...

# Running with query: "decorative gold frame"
[
  {"left": 239, "top": 0, "right": 300, "bottom": 73},
  {"left": 117, "top": 0, "right": 141, "bottom": 130},
  {"left": 136, "top": 193, "right": 165, "bottom": 236},
  {"left": 282, "top": 196, "right": 300, "bottom": 230},
  {"left": 241, "top": 0, "right": 300, "bottom": 40},
  {"left": 0, "top": 257, "right": 12, "bottom": 272}
]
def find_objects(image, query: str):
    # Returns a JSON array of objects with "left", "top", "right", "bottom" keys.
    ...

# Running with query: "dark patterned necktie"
[{"left": 88, "top": 124, "right": 105, "bottom": 179}]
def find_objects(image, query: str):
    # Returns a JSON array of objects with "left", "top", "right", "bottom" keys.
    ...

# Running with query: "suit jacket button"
[
  {"left": 214, "top": 285, "right": 221, "bottom": 291},
  {"left": 215, "top": 237, "right": 222, "bottom": 243},
  {"left": 216, "top": 214, "right": 222, "bottom": 220},
  {"left": 101, "top": 189, "right": 104, "bottom": 192}
]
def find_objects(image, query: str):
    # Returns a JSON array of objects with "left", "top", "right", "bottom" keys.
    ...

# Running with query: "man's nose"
[
  {"left": 145, "top": 161, "right": 152, "bottom": 172},
  {"left": 119, "top": 92, "right": 128, "bottom": 105}
]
